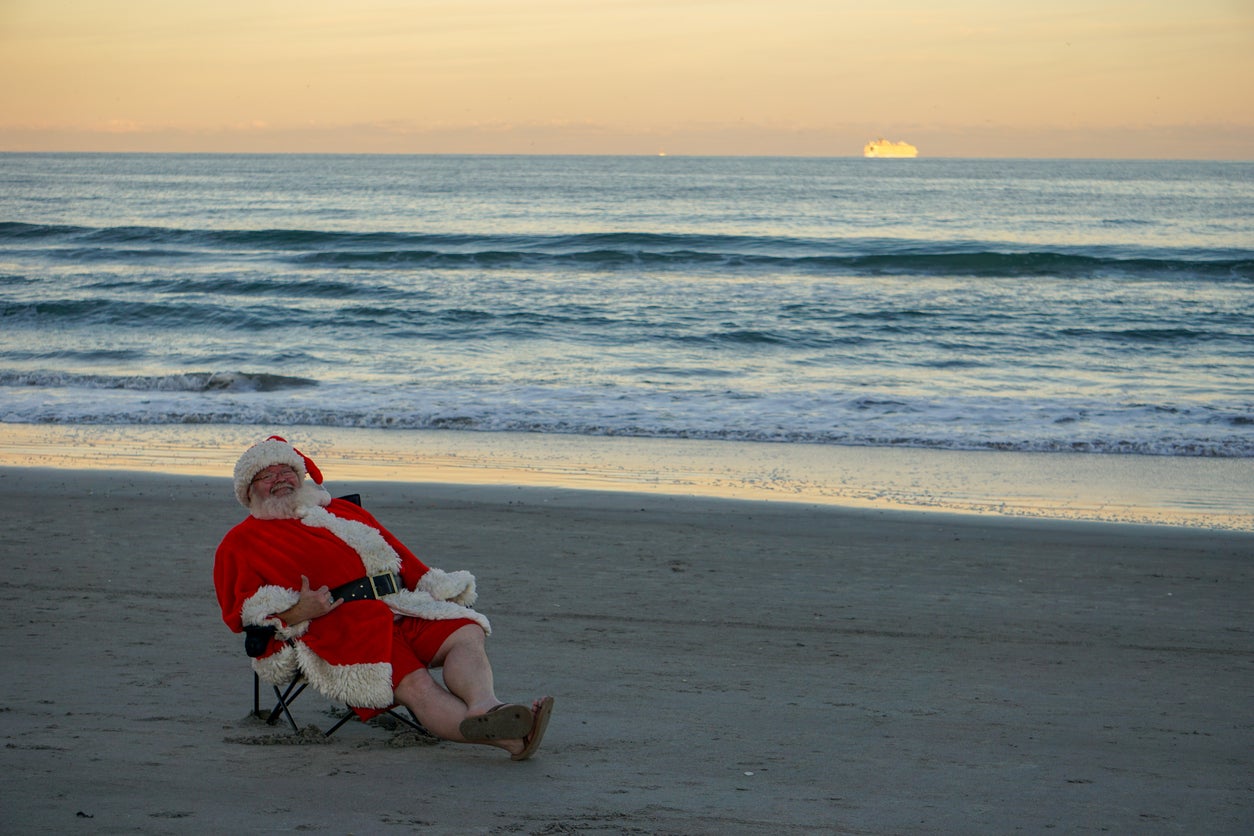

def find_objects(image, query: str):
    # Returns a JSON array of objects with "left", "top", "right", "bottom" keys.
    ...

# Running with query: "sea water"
[{"left": 1, "top": 154, "right": 1251, "bottom": 523}]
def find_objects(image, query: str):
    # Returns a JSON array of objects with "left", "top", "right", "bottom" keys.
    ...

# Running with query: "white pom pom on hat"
[{"left": 233, "top": 435, "right": 324, "bottom": 507}]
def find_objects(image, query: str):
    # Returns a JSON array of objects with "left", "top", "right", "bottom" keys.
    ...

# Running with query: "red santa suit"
[{"left": 214, "top": 438, "right": 488, "bottom": 711}]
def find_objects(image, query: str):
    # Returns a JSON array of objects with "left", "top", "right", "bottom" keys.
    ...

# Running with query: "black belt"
[{"left": 331, "top": 572, "right": 401, "bottom": 602}]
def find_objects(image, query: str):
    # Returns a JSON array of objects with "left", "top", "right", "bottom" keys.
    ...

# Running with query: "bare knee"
[
  {"left": 449, "top": 624, "right": 487, "bottom": 649},
  {"left": 394, "top": 668, "right": 439, "bottom": 705},
  {"left": 431, "top": 624, "right": 487, "bottom": 665}
]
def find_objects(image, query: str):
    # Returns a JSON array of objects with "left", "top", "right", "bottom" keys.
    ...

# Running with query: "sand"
[
  {"left": 1, "top": 466, "right": 1251, "bottom": 834},
  {"left": 2, "top": 423, "right": 1250, "bottom": 531}
]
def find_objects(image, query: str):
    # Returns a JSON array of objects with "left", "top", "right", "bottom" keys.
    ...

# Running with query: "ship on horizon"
[{"left": 863, "top": 138, "right": 918, "bottom": 158}]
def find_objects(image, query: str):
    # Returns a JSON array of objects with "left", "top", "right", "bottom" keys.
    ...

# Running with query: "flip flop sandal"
[
  {"left": 511, "top": 696, "right": 555, "bottom": 761},
  {"left": 458, "top": 703, "right": 532, "bottom": 741}
]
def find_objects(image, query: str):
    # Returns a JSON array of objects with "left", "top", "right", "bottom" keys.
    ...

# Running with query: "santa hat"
[{"left": 233, "top": 435, "right": 324, "bottom": 507}]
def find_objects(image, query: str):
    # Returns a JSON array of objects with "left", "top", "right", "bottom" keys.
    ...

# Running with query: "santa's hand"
[{"left": 282, "top": 574, "right": 342, "bottom": 624}]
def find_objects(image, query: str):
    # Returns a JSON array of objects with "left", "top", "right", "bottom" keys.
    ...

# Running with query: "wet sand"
[
  {"left": 1, "top": 422, "right": 1250, "bottom": 531},
  {"left": 1, "top": 466, "right": 1251, "bottom": 834}
]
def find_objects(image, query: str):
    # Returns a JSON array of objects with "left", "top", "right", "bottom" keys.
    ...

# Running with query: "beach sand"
[
  {"left": 1, "top": 465, "right": 1251, "bottom": 834},
  {"left": 1, "top": 423, "right": 1251, "bottom": 531}
]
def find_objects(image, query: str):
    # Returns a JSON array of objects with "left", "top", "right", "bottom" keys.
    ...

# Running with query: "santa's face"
[{"left": 249, "top": 464, "right": 300, "bottom": 501}]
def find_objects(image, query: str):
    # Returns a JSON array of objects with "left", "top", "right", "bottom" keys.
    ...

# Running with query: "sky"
[{"left": 2, "top": 0, "right": 1252, "bottom": 158}]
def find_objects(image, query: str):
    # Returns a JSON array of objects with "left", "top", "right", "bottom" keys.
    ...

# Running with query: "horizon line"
[{"left": 2, "top": 150, "right": 1251, "bottom": 163}]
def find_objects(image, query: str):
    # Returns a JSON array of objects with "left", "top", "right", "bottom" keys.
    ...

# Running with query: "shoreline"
[{"left": 0, "top": 422, "right": 1250, "bottom": 531}]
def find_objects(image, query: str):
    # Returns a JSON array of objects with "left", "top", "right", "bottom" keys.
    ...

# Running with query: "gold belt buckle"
[{"left": 369, "top": 573, "right": 396, "bottom": 598}]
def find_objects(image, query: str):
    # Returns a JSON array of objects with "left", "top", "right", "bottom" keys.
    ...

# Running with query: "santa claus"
[{"left": 214, "top": 435, "right": 553, "bottom": 759}]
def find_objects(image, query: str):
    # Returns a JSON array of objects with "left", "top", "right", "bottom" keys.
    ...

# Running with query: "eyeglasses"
[{"left": 251, "top": 466, "right": 297, "bottom": 485}]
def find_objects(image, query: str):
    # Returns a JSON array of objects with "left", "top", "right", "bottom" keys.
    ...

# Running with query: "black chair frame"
[{"left": 251, "top": 672, "right": 428, "bottom": 737}]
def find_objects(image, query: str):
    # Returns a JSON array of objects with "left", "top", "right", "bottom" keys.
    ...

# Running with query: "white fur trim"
[
  {"left": 297, "top": 505, "right": 402, "bottom": 576},
  {"left": 417, "top": 568, "right": 478, "bottom": 607},
  {"left": 240, "top": 585, "right": 310, "bottom": 641},
  {"left": 293, "top": 643, "right": 395, "bottom": 709},
  {"left": 384, "top": 588, "right": 491, "bottom": 635},
  {"left": 250, "top": 641, "right": 392, "bottom": 708},
  {"left": 251, "top": 642, "right": 299, "bottom": 687},
  {"left": 234, "top": 439, "right": 307, "bottom": 507}
]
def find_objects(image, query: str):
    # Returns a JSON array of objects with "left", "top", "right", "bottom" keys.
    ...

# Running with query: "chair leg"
[
  {"left": 321, "top": 705, "right": 433, "bottom": 739},
  {"left": 324, "top": 711, "right": 355, "bottom": 737},
  {"left": 388, "top": 707, "right": 432, "bottom": 736},
  {"left": 267, "top": 681, "right": 305, "bottom": 733}
]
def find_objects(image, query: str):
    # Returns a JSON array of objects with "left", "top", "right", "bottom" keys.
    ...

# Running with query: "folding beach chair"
[
  {"left": 249, "top": 669, "right": 429, "bottom": 738},
  {"left": 241, "top": 493, "right": 433, "bottom": 740}
]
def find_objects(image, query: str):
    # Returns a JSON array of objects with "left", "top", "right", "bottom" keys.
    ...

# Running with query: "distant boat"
[{"left": 863, "top": 138, "right": 918, "bottom": 158}]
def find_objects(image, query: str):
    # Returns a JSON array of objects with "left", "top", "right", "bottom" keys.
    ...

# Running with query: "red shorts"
[{"left": 389, "top": 616, "right": 480, "bottom": 685}]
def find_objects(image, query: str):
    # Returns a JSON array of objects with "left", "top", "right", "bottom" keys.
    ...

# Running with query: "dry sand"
[{"left": 1, "top": 467, "right": 1251, "bottom": 834}]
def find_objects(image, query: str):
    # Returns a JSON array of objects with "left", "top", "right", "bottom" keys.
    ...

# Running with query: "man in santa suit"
[{"left": 214, "top": 436, "right": 554, "bottom": 760}]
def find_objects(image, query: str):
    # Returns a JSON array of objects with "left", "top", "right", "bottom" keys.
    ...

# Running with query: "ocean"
[{"left": 1, "top": 153, "right": 1252, "bottom": 525}]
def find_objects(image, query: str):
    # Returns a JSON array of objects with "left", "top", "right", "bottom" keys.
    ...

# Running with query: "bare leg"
[
  {"left": 393, "top": 672, "right": 549, "bottom": 758},
  {"left": 393, "top": 667, "right": 483, "bottom": 742},
  {"left": 428, "top": 624, "right": 502, "bottom": 717},
  {"left": 393, "top": 624, "right": 532, "bottom": 755}
]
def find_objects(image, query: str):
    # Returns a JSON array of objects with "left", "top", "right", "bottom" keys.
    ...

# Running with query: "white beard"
[{"left": 248, "top": 481, "right": 332, "bottom": 519}]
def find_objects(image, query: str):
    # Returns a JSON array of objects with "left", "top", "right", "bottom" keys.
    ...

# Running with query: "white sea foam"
[{"left": 2, "top": 378, "right": 1249, "bottom": 457}]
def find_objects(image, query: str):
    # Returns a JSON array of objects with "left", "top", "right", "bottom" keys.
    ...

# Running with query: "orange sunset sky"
[{"left": 2, "top": 0, "right": 1252, "bottom": 158}]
